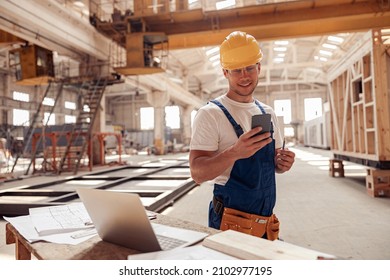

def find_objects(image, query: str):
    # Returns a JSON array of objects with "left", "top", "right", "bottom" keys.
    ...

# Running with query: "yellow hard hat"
[{"left": 220, "top": 31, "right": 263, "bottom": 70}]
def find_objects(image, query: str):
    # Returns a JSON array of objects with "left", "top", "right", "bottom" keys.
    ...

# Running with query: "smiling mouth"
[{"left": 238, "top": 82, "right": 252, "bottom": 87}]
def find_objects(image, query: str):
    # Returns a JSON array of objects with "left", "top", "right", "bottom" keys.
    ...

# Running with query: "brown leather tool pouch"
[
  {"left": 220, "top": 207, "right": 279, "bottom": 240},
  {"left": 266, "top": 214, "right": 280, "bottom": 241},
  {"left": 220, "top": 207, "right": 256, "bottom": 235}
]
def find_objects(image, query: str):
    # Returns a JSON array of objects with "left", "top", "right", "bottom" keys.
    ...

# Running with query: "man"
[{"left": 189, "top": 31, "right": 295, "bottom": 240}]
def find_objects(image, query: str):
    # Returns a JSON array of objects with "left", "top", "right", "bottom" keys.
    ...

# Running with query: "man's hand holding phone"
[
  {"left": 230, "top": 114, "right": 273, "bottom": 159},
  {"left": 251, "top": 114, "right": 271, "bottom": 137}
]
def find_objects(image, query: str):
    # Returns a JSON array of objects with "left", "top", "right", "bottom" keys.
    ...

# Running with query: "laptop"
[{"left": 76, "top": 188, "right": 209, "bottom": 253}]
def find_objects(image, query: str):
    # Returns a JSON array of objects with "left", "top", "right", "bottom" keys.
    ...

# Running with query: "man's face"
[{"left": 223, "top": 63, "right": 260, "bottom": 98}]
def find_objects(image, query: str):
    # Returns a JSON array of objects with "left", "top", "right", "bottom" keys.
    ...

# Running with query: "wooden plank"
[
  {"left": 353, "top": 106, "right": 358, "bottom": 152},
  {"left": 202, "top": 230, "right": 336, "bottom": 260},
  {"left": 341, "top": 70, "right": 351, "bottom": 152},
  {"left": 328, "top": 82, "right": 342, "bottom": 150},
  {"left": 359, "top": 103, "right": 365, "bottom": 153},
  {"left": 363, "top": 54, "right": 371, "bottom": 81}
]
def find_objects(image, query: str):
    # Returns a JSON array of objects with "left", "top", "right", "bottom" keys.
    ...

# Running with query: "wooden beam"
[
  {"left": 0, "top": 29, "right": 24, "bottom": 45},
  {"left": 92, "top": 1, "right": 390, "bottom": 49},
  {"left": 157, "top": 1, "right": 390, "bottom": 49}
]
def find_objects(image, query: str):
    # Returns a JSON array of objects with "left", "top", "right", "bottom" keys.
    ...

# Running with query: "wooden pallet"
[
  {"left": 366, "top": 169, "right": 390, "bottom": 198},
  {"left": 329, "top": 159, "right": 344, "bottom": 177}
]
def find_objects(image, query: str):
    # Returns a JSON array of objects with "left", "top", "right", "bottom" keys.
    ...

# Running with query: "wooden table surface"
[{"left": 5, "top": 214, "right": 218, "bottom": 260}]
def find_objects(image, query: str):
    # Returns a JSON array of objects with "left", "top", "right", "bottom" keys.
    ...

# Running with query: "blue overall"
[{"left": 208, "top": 99, "right": 276, "bottom": 234}]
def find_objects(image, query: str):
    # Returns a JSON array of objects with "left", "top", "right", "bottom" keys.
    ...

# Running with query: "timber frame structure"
[{"left": 327, "top": 29, "right": 390, "bottom": 169}]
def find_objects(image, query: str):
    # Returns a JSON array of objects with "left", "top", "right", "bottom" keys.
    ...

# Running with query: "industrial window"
[
  {"left": 65, "top": 115, "right": 76, "bottom": 123},
  {"left": 13, "top": 109, "right": 29, "bottom": 126},
  {"left": 165, "top": 106, "right": 180, "bottom": 129},
  {"left": 65, "top": 101, "right": 76, "bottom": 110},
  {"left": 216, "top": 0, "right": 236, "bottom": 10},
  {"left": 140, "top": 107, "right": 154, "bottom": 130},
  {"left": 43, "top": 97, "right": 55, "bottom": 106},
  {"left": 304, "top": 98, "right": 323, "bottom": 121},
  {"left": 13, "top": 91, "right": 29, "bottom": 102},
  {"left": 44, "top": 112, "right": 55, "bottom": 125},
  {"left": 274, "top": 99, "right": 292, "bottom": 124}
]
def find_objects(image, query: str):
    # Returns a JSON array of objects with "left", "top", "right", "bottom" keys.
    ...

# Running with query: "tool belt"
[{"left": 214, "top": 198, "right": 280, "bottom": 240}]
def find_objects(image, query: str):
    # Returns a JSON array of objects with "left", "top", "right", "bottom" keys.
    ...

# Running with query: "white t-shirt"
[{"left": 190, "top": 94, "right": 283, "bottom": 185}]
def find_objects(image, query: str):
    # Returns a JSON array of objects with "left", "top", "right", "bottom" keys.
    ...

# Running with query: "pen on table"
[{"left": 71, "top": 228, "right": 97, "bottom": 239}]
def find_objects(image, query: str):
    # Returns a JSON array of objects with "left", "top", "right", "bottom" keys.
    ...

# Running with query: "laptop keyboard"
[{"left": 156, "top": 234, "right": 187, "bottom": 250}]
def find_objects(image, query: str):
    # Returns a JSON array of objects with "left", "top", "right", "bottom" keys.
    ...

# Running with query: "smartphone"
[{"left": 251, "top": 114, "right": 271, "bottom": 135}]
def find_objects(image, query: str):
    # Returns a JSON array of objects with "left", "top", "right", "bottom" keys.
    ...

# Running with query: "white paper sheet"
[
  {"left": 3, "top": 215, "right": 97, "bottom": 245},
  {"left": 4, "top": 203, "right": 157, "bottom": 246},
  {"left": 29, "top": 202, "right": 92, "bottom": 235}
]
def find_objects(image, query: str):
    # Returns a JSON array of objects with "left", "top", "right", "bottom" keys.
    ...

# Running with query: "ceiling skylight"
[
  {"left": 206, "top": 46, "right": 219, "bottom": 56},
  {"left": 274, "top": 40, "right": 289, "bottom": 45},
  {"left": 319, "top": 50, "right": 333, "bottom": 56},
  {"left": 327, "top": 35, "right": 344, "bottom": 44},
  {"left": 212, "top": 61, "right": 220, "bottom": 67},
  {"left": 273, "top": 47, "right": 287, "bottom": 52},
  {"left": 209, "top": 54, "right": 220, "bottom": 62},
  {"left": 274, "top": 57, "right": 284, "bottom": 63},
  {"left": 322, "top": 43, "right": 338, "bottom": 49}
]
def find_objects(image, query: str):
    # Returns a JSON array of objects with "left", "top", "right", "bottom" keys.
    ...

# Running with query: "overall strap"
[
  {"left": 255, "top": 99, "right": 274, "bottom": 133},
  {"left": 254, "top": 99, "right": 267, "bottom": 114},
  {"left": 209, "top": 100, "right": 244, "bottom": 138}
]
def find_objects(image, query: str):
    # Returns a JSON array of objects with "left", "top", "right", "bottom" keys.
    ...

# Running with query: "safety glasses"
[{"left": 227, "top": 63, "right": 259, "bottom": 76}]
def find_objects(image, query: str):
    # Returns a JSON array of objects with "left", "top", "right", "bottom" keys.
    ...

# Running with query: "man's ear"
[{"left": 223, "top": 69, "right": 228, "bottom": 78}]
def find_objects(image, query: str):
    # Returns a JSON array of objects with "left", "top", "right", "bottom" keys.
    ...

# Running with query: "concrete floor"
[{"left": 1, "top": 146, "right": 390, "bottom": 260}]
